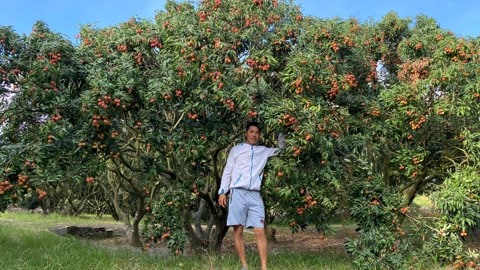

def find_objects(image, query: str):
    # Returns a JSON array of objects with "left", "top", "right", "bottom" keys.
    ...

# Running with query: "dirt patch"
[
  {"left": 80, "top": 223, "right": 355, "bottom": 257},
  {"left": 219, "top": 226, "right": 354, "bottom": 256},
  {"left": 101, "top": 223, "right": 478, "bottom": 257}
]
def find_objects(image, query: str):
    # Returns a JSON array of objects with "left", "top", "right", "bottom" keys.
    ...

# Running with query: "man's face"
[{"left": 245, "top": 126, "right": 260, "bottom": 145}]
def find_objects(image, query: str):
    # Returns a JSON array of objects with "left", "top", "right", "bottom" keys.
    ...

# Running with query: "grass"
[
  {"left": 0, "top": 211, "right": 353, "bottom": 270},
  {"left": 0, "top": 211, "right": 120, "bottom": 230}
]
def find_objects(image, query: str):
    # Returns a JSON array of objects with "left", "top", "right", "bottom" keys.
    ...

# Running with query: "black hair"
[{"left": 245, "top": 121, "right": 261, "bottom": 132}]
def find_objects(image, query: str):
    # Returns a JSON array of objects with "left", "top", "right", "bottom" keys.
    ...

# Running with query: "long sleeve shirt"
[{"left": 218, "top": 143, "right": 280, "bottom": 195}]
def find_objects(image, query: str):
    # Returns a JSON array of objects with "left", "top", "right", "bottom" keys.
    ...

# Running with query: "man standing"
[{"left": 218, "top": 122, "right": 285, "bottom": 270}]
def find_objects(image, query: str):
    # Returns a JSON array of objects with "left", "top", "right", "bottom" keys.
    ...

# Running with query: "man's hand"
[
  {"left": 277, "top": 132, "right": 286, "bottom": 149},
  {"left": 218, "top": 194, "right": 227, "bottom": 208}
]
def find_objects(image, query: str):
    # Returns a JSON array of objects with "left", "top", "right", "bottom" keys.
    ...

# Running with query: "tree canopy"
[{"left": 1, "top": 0, "right": 479, "bottom": 268}]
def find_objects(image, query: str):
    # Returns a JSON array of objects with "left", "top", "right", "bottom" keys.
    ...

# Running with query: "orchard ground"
[
  {"left": 1, "top": 206, "right": 353, "bottom": 257},
  {"left": 1, "top": 197, "right": 479, "bottom": 270}
]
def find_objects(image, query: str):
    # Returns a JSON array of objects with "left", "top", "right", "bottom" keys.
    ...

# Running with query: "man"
[{"left": 218, "top": 121, "right": 285, "bottom": 270}]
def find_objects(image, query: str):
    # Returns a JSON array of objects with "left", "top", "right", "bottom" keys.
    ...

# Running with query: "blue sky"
[{"left": 1, "top": 0, "right": 479, "bottom": 42}]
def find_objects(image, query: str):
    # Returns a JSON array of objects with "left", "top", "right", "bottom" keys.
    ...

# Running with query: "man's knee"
[
  {"left": 233, "top": 225, "right": 244, "bottom": 236},
  {"left": 253, "top": 227, "right": 266, "bottom": 237}
]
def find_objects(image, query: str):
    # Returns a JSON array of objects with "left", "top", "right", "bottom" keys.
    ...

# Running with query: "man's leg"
[
  {"left": 233, "top": 225, "right": 248, "bottom": 269},
  {"left": 253, "top": 227, "right": 267, "bottom": 270}
]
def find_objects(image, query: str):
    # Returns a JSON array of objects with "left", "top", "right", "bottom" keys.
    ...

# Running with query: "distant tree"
[{"left": 0, "top": 22, "right": 108, "bottom": 215}]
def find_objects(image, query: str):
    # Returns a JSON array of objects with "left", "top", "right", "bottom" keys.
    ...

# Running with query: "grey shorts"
[{"left": 227, "top": 188, "right": 265, "bottom": 228}]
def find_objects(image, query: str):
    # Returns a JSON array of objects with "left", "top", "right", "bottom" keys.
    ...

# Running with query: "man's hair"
[{"left": 245, "top": 121, "right": 261, "bottom": 132}]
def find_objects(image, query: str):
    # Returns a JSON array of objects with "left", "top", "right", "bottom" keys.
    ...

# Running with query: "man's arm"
[{"left": 218, "top": 148, "right": 236, "bottom": 208}]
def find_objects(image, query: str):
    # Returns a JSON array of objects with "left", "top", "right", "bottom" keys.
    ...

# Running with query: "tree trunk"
[
  {"left": 185, "top": 201, "right": 229, "bottom": 252},
  {"left": 402, "top": 175, "right": 435, "bottom": 206},
  {"left": 210, "top": 213, "right": 229, "bottom": 251},
  {"left": 183, "top": 208, "right": 209, "bottom": 251},
  {"left": 265, "top": 222, "right": 277, "bottom": 243},
  {"left": 399, "top": 176, "right": 432, "bottom": 224},
  {"left": 106, "top": 172, "right": 137, "bottom": 245},
  {"left": 130, "top": 197, "right": 146, "bottom": 247}
]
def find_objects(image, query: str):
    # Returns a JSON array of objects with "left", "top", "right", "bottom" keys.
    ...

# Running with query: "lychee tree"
[
  {"left": 69, "top": 0, "right": 382, "bottom": 251},
  {"left": 0, "top": 22, "right": 109, "bottom": 214},
  {"left": 344, "top": 14, "right": 480, "bottom": 269},
  {"left": 73, "top": 0, "right": 327, "bottom": 251}
]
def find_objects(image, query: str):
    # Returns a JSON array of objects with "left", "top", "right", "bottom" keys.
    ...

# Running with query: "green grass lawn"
[{"left": 0, "top": 211, "right": 353, "bottom": 270}]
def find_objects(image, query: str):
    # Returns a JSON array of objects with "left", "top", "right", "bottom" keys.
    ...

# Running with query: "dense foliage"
[{"left": 1, "top": 0, "right": 479, "bottom": 268}]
